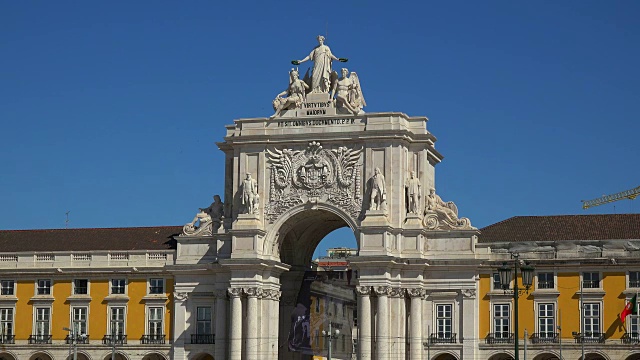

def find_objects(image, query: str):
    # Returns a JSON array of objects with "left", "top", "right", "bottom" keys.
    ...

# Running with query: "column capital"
[
  {"left": 262, "top": 289, "right": 281, "bottom": 300},
  {"left": 389, "top": 287, "right": 405, "bottom": 298},
  {"left": 244, "top": 287, "right": 262, "bottom": 298},
  {"left": 461, "top": 288, "right": 476, "bottom": 298},
  {"left": 373, "top": 286, "right": 391, "bottom": 297},
  {"left": 356, "top": 286, "right": 372, "bottom": 296},
  {"left": 406, "top": 288, "right": 426, "bottom": 298},
  {"left": 228, "top": 287, "right": 243, "bottom": 298},
  {"left": 173, "top": 291, "right": 188, "bottom": 301}
]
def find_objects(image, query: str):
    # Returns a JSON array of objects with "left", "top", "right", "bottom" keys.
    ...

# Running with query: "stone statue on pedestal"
[
  {"left": 369, "top": 167, "right": 387, "bottom": 212},
  {"left": 292, "top": 35, "right": 347, "bottom": 94},
  {"left": 242, "top": 173, "right": 259, "bottom": 215},
  {"left": 405, "top": 171, "right": 422, "bottom": 215},
  {"left": 330, "top": 68, "right": 365, "bottom": 115},
  {"left": 423, "top": 188, "right": 474, "bottom": 230},
  {"left": 272, "top": 69, "right": 309, "bottom": 117}
]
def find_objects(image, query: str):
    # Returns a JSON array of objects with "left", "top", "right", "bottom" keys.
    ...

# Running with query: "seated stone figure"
[
  {"left": 183, "top": 195, "right": 224, "bottom": 236},
  {"left": 272, "top": 69, "right": 309, "bottom": 117},
  {"left": 423, "top": 188, "right": 473, "bottom": 230}
]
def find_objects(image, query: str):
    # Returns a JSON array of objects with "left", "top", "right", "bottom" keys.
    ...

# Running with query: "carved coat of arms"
[{"left": 265, "top": 141, "right": 362, "bottom": 222}]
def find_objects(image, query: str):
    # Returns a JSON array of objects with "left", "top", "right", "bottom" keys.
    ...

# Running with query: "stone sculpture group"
[{"left": 272, "top": 35, "right": 365, "bottom": 117}]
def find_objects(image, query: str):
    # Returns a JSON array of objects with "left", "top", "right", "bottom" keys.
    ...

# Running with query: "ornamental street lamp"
[
  {"left": 498, "top": 253, "right": 534, "bottom": 360},
  {"left": 63, "top": 322, "right": 86, "bottom": 360},
  {"left": 321, "top": 321, "right": 340, "bottom": 360}
]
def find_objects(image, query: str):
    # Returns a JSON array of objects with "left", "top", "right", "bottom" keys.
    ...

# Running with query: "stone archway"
[
  {"left": 433, "top": 352, "right": 458, "bottom": 360},
  {"left": 102, "top": 353, "right": 127, "bottom": 360},
  {"left": 0, "top": 352, "right": 17, "bottom": 360},
  {"left": 141, "top": 352, "right": 168, "bottom": 360},
  {"left": 533, "top": 353, "right": 560, "bottom": 360},
  {"left": 65, "top": 353, "right": 90, "bottom": 360},
  {"left": 624, "top": 353, "right": 640, "bottom": 360},
  {"left": 191, "top": 353, "right": 214, "bottom": 360},
  {"left": 29, "top": 353, "right": 53, "bottom": 360},
  {"left": 488, "top": 353, "right": 514, "bottom": 360},
  {"left": 580, "top": 353, "right": 608, "bottom": 360}
]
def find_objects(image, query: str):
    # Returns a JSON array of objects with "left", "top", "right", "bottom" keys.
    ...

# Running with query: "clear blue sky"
[{"left": 2, "top": 1, "right": 639, "bottom": 259}]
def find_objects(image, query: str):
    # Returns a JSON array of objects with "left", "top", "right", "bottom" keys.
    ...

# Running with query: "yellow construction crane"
[{"left": 581, "top": 186, "right": 640, "bottom": 209}]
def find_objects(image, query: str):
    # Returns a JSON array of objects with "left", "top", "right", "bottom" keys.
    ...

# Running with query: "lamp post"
[
  {"left": 63, "top": 322, "right": 85, "bottom": 360},
  {"left": 498, "top": 253, "right": 534, "bottom": 360},
  {"left": 321, "top": 321, "right": 340, "bottom": 360}
]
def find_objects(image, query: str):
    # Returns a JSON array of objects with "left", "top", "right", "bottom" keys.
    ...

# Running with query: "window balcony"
[
  {"left": 0, "top": 334, "right": 15, "bottom": 344},
  {"left": 485, "top": 332, "right": 514, "bottom": 344},
  {"left": 622, "top": 332, "right": 640, "bottom": 344},
  {"left": 141, "top": 334, "right": 166, "bottom": 344},
  {"left": 102, "top": 334, "right": 127, "bottom": 345},
  {"left": 28, "top": 334, "right": 52, "bottom": 344},
  {"left": 428, "top": 333, "right": 457, "bottom": 344},
  {"left": 582, "top": 280, "right": 599, "bottom": 289},
  {"left": 538, "top": 281, "right": 555, "bottom": 289},
  {"left": 191, "top": 333, "right": 215, "bottom": 344},
  {"left": 630, "top": 281, "right": 640, "bottom": 288},
  {"left": 531, "top": 332, "right": 559, "bottom": 344},
  {"left": 65, "top": 335, "right": 90, "bottom": 344},
  {"left": 573, "top": 332, "right": 605, "bottom": 343}
]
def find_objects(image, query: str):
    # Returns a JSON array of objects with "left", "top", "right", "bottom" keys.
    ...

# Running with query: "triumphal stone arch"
[{"left": 173, "top": 36, "right": 480, "bottom": 360}]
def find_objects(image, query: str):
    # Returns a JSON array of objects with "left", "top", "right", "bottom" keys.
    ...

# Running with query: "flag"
[{"left": 621, "top": 294, "right": 637, "bottom": 323}]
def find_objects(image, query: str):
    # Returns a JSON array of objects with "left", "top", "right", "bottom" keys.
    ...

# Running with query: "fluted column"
[
  {"left": 374, "top": 286, "right": 390, "bottom": 360},
  {"left": 408, "top": 288, "right": 424, "bottom": 360},
  {"left": 228, "top": 288, "right": 243, "bottom": 360},
  {"left": 357, "top": 286, "right": 372, "bottom": 360},
  {"left": 214, "top": 290, "right": 228, "bottom": 360},
  {"left": 245, "top": 287, "right": 260, "bottom": 360},
  {"left": 389, "top": 287, "right": 406, "bottom": 358},
  {"left": 270, "top": 290, "right": 282, "bottom": 359}
]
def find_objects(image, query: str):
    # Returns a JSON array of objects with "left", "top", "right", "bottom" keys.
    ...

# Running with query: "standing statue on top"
[
  {"left": 242, "top": 173, "right": 259, "bottom": 215},
  {"left": 405, "top": 171, "right": 422, "bottom": 215},
  {"left": 330, "top": 68, "right": 366, "bottom": 115},
  {"left": 292, "top": 35, "right": 348, "bottom": 94}
]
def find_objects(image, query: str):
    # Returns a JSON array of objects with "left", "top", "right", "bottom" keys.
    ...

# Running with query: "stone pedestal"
[{"left": 404, "top": 213, "right": 423, "bottom": 228}]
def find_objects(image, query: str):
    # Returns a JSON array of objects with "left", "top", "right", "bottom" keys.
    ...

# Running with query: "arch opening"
[{"left": 275, "top": 207, "right": 358, "bottom": 360}]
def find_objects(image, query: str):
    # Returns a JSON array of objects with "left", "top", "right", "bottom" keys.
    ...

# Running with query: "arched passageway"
[
  {"left": 141, "top": 353, "right": 168, "bottom": 360},
  {"left": 65, "top": 353, "right": 90, "bottom": 360},
  {"left": 533, "top": 353, "right": 559, "bottom": 360},
  {"left": 580, "top": 353, "right": 607, "bottom": 360},
  {"left": 191, "top": 353, "right": 214, "bottom": 360},
  {"left": 488, "top": 353, "right": 514, "bottom": 360},
  {"left": 433, "top": 352, "right": 458, "bottom": 360},
  {"left": 102, "top": 353, "right": 127, "bottom": 360},
  {"left": 625, "top": 353, "right": 640, "bottom": 360},
  {"left": 0, "top": 352, "right": 17, "bottom": 360},
  {"left": 29, "top": 354, "right": 53, "bottom": 360}
]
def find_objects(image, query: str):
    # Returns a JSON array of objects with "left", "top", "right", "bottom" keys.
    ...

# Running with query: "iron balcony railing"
[
  {"left": 28, "top": 334, "right": 52, "bottom": 344},
  {"left": 573, "top": 332, "right": 605, "bottom": 343},
  {"left": 191, "top": 333, "right": 215, "bottom": 344},
  {"left": 582, "top": 280, "right": 600, "bottom": 289},
  {"left": 0, "top": 334, "right": 15, "bottom": 344},
  {"left": 102, "top": 334, "right": 127, "bottom": 345},
  {"left": 531, "top": 332, "right": 559, "bottom": 344},
  {"left": 485, "top": 332, "right": 514, "bottom": 344},
  {"left": 629, "top": 280, "right": 640, "bottom": 288},
  {"left": 537, "top": 281, "right": 555, "bottom": 289},
  {"left": 428, "top": 333, "right": 457, "bottom": 344},
  {"left": 622, "top": 332, "right": 640, "bottom": 344},
  {"left": 65, "top": 335, "right": 90, "bottom": 344},
  {"left": 141, "top": 334, "right": 166, "bottom": 344}
]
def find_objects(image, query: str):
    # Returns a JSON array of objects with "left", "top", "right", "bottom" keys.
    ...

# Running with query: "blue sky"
[{"left": 2, "top": 1, "right": 639, "bottom": 259}]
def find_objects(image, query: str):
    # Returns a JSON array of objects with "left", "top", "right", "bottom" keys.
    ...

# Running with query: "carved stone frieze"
[{"left": 266, "top": 141, "right": 362, "bottom": 222}]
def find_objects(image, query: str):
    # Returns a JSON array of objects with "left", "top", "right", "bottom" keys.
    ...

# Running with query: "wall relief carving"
[{"left": 265, "top": 141, "right": 362, "bottom": 223}]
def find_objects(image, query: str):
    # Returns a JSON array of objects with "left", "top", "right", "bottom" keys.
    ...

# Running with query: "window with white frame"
[
  {"left": 37, "top": 279, "right": 51, "bottom": 295},
  {"left": 196, "top": 307, "right": 212, "bottom": 335},
  {"left": 538, "top": 303, "right": 555, "bottom": 337},
  {"left": 492, "top": 273, "right": 502, "bottom": 290},
  {"left": 149, "top": 278, "right": 164, "bottom": 294},
  {"left": 110, "top": 307, "right": 125, "bottom": 336},
  {"left": 629, "top": 315, "right": 639, "bottom": 337},
  {"left": 582, "top": 272, "right": 600, "bottom": 289},
  {"left": 35, "top": 307, "right": 50, "bottom": 338},
  {"left": 0, "top": 280, "right": 14, "bottom": 296},
  {"left": 148, "top": 307, "right": 163, "bottom": 335},
  {"left": 72, "top": 307, "right": 88, "bottom": 336},
  {"left": 436, "top": 304, "right": 453, "bottom": 339},
  {"left": 493, "top": 303, "right": 510, "bottom": 338},
  {"left": 583, "top": 303, "right": 601, "bottom": 335},
  {"left": 630, "top": 271, "right": 640, "bottom": 288},
  {"left": 111, "top": 279, "right": 126, "bottom": 295},
  {"left": 73, "top": 279, "right": 88, "bottom": 295},
  {"left": 537, "top": 272, "right": 554, "bottom": 289},
  {"left": 0, "top": 308, "right": 13, "bottom": 339}
]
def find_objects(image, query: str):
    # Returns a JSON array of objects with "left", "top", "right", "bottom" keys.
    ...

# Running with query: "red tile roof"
[
  {"left": 478, "top": 214, "right": 640, "bottom": 243},
  {"left": 0, "top": 226, "right": 181, "bottom": 252}
]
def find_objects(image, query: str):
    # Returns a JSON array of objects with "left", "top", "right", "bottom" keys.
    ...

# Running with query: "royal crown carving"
[{"left": 265, "top": 141, "right": 362, "bottom": 222}]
